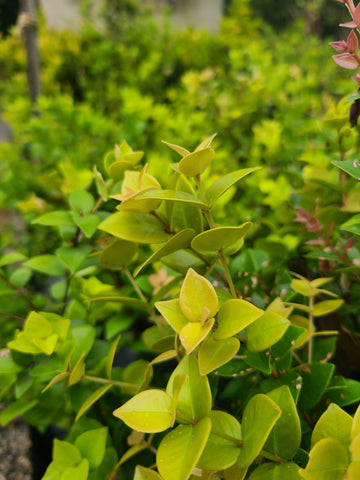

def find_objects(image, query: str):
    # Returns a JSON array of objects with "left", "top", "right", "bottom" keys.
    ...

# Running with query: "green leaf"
[
  {"left": 332, "top": 159, "right": 360, "bottom": 180},
  {"left": 178, "top": 147, "right": 215, "bottom": 177},
  {"left": 325, "top": 378, "right": 360, "bottom": 407},
  {"left": 53, "top": 439, "right": 82, "bottom": 468},
  {"left": 180, "top": 268, "right": 218, "bottom": 322},
  {"left": 71, "top": 325, "right": 96, "bottom": 365},
  {"left": 348, "top": 461, "right": 360, "bottom": 480},
  {"left": 299, "top": 438, "right": 349, "bottom": 480},
  {"left": 299, "top": 362, "right": 334, "bottom": 410},
  {"left": 137, "top": 189, "right": 208, "bottom": 208},
  {"left": 249, "top": 462, "right": 303, "bottom": 480},
  {"left": 352, "top": 404, "right": 360, "bottom": 441},
  {"left": 68, "top": 352, "right": 86, "bottom": 386},
  {"left": 9, "top": 267, "right": 32, "bottom": 287},
  {"left": 94, "top": 166, "right": 108, "bottom": 201},
  {"left": 215, "top": 299, "right": 263, "bottom": 340},
  {"left": 199, "top": 334, "right": 240, "bottom": 375},
  {"left": 75, "top": 427, "right": 107, "bottom": 469},
  {"left": 207, "top": 167, "right": 261, "bottom": 206},
  {"left": 313, "top": 300, "right": 344, "bottom": 317},
  {"left": 341, "top": 223, "right": 360, "bottom": 236},
  {"left": 162, "top": 140, "right": 190, "bottom": 157},
  {"left": 134, "top": 466, "right": 163, "bottom": 480},
  {"left": 69, "top": 188, "right": 95, "bottom": 214},
  {"left": 73, "top": 212, "right": 100, "bottom": 238},
  {"left": 60, "top": 458, "right": 89, "bottom": 480},
  {"left": 166, "top": 355, "right": 212, "bottom": 422},
  {"left": 237, "top": 394, "right": 281, "bottom": 469},
  {"left": 8, "top": 311, "right": 58, "bottom": 355},
  {"left": 0, "top": 251, "right": 27, "bottom": 266},
  {"left": 167, "top": 174, "right": 203, "bottom": 235},
  {"left": 195, "top": 133, "right": 217, "bottom": 151},
  {"left": 197, "top": 411, "right": 241, "bottom": 471},
  {"left": 100, "top": 239, "right": 138, "bottom": 270},
  {"left": 179, "top": 318, "right": 215, "bottom": 354},
  {"left": 161, "top": 249, "right": 207, "bottom": 275},
  {"left": 311, "top": 403, "right": 352, "bottom": 449},
  {"left": 134, "top": 229, "right": 195, "bottom": 277},
  {"left": 155, "top": 299, "right": 189, "bottom": 333},
  {"left": 99, "top": 211, "right": 170, "bottom": 244},
  {"left": 113, "top": 389, "right": 174, "bottom": 433},
  {"left": 265, "top": 386, "right": 301, "bottom": 459},
  {"left": 32, "top": 211, "right": 74, "bottom": 227},
  {"left": 56, "top": 245, "right": 91, "bottom": 273},
  {"left": 157, "top": 417, "right": 211, "bottom": 480},
  {"left": 24, "top": 255, "right": 67, "bottom": 277},
  {"left": 0, "top": 356, "right": 23, "bottom": 374},
  {"left": 106, "top": 334, "right": 121, "bottom": 379},
  {"left": 75, "top": 385, "right": 112, "bottom": 421},
  {"left": 246, "top": 311, "right": 290, "bottom": 352},
  {"left": 191, "top": 223, "right": 252, "bottom": 253},
  {"left": 0, "top": 398, "right": 38, "bottom": 426}
]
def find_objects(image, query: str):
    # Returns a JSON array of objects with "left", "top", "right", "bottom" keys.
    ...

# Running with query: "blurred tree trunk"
[{"left": 19, "top": 0, "right": 41, "bottom": 106}]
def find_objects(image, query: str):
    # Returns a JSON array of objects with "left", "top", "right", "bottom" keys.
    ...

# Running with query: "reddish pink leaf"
[{"left": 333, "top": 53, "right": 359, "bottom": 69}]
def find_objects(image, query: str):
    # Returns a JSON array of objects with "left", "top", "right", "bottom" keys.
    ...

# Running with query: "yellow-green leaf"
[
  {"left": 113, "top": 389, "right": 174, "bottom": 433},
  {"left": 166, "top": 355, "right": 211, "bottom": 422},
  {"left": 237, "top": 394, "right": 281, "bottom": 469},
  {"left": 313, "top": 300, "right": 344, "bottom": 317},
  {"left": 311, "top": 403, "right": 352, "bottom": 449},
  {"left": 180, "top": 268, "right": 218, "bottom": 322},
  {"left": 75, "top": 384, "right": 113, "bottom": 421},
  {"left": 100, "top": 240, "right": 138, "bottom": 270},
  {"left": 246, "top": 311, "right": 290, "bottom": 352},
  {"left": 179, "top": 147, "right": 215, "bottom": 177},
  {"left": 134, "top": 229, "right": 195, "bottom": 277},
  {"left": 157, "top": 417, "right": 211, "bottom": 480},
  {"left": 191, "top": 223, "right": 252, "bottom": 253},
  {"left": 299, "top": 438, "right": 349, "bottom": 480},
  {"left": 215, "top": 299, "right": 263, "bottom": 340},
  {"left": 134, "top": 465, "right": 163, "bottom": 480},
  {"left": 155, "top": 298, "right": 189, "bottom": 333},
  {"left": 199, "top": 334, "right": 240, "bottom": 375},
  {"left": 179, "top": 318, "right": 215, "bottom": 354},
  {"left": 98, "top": 211, "right": 170, "bottom": 244}
]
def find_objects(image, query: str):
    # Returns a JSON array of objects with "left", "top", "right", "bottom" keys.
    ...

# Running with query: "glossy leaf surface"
[
  {"left": 237, "top": 394, "right": 281, "bottom": 468},
  {"left": 191, "top": 223, "right": 252, "bottom": 253},
  {"left": 157, "top": 417, "right": 211, "bottom": 480},
  {"left": 215, "top": 299, "right": 263, "bottom": 340},
  {"left": 265, "top": 386, "right": 301, "bottom": 459},
  {"left": 246, "top": 311, "right": 290, "bottom": 352},
  {"left": 99, "top": 211, "right": 170, "bottom": 243},
  {"left": 113, "top": 389, "right": 173, "bottom": 433},
  {"left": 199, "top": 334, "right": 240, "bottom": 375},
  {"left": 166, "top": 355, "right": 211, "bottom": 422},
  {"left": 180, "top": 268, "right": 218, "bottom": 322},
  {"left": 300, "top": 438, "right": 349, "bottom": 480}
]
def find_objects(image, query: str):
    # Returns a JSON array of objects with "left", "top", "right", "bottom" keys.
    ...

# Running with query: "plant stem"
[
  {"left": 0, "top": 312, "right": 25, "bottom": 323},
  {"left": 260, "top": 449, "right": 287, "bottom": 464},
  {"left": 194, "top": 175, "right": 237, "bottom": 297},
  {"left": 123, "top": 267, "right": 147, "bottom": 303},
  {"left": 219, "top": 248, "right": 237, "bottom": 298}
]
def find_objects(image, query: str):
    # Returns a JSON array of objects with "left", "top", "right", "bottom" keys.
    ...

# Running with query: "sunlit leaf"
[
  {"left": 113, "top": 389, "right": 174, "bottom": 433},
  {"left": 157, "top": 417, "right": 211, "bottom": 480},
  {"left": 237, "top": 394, "right": 281, "bottom": 469}
]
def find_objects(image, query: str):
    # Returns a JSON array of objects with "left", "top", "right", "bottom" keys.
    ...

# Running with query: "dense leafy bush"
[{"left": 1, "top": 0, "right": 360, "bottom": 479}]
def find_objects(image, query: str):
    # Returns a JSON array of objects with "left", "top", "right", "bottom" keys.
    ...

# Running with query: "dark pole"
[{"left": 19, "top": 0, "right": 41, "bottom": 106}]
